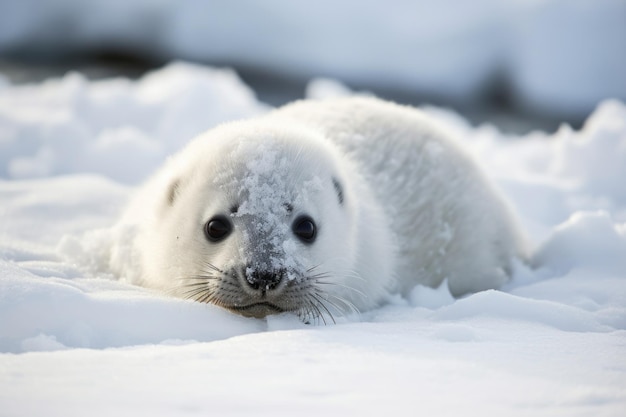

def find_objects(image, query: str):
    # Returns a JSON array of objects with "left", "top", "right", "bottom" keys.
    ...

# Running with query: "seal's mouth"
[{"left": 227, "top": 302, "right": 284, "bottom": 318}]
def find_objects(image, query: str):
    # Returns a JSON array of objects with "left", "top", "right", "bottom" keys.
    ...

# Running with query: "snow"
[
  {"left": 1, "top": 62, "right": 625, "bottom": 416},
  {"left": 1, "top": 0, "right": 624, "bottom": 117},
  {"left": 0, "top": 63, "right": 264, "bottom": 183}
]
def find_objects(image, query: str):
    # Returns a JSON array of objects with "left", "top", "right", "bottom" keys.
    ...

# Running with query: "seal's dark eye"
[
  {"left": 293, "top": 216, "right": 316, "bottom": 243},
  {"left": 204, "top": 216, "right": 231, "bottom": 242}
]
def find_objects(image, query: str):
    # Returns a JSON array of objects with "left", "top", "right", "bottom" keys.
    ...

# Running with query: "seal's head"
[{"left": 137, "top": 121, "right": 391, "bottom": 322}]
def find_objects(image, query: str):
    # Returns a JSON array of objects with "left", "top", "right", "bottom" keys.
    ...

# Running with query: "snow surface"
[
  {"left": 1, "top": 0, "right": 624, "bottom": 116},
  {"left": 1, "top": 62, "right": 625, "bottom": 416}
]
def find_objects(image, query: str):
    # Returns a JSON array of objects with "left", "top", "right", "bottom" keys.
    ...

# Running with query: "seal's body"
[{"left": 112, "top": 97, "right": 526, "bottom": 321}]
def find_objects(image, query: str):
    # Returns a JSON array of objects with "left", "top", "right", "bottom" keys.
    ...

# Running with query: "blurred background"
[{"left": 0, "top": 0, "right": 624, "bottom": 133}]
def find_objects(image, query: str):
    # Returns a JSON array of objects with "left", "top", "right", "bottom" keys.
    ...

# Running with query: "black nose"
[{"left": 245, "top": 269, "right": 286, "bottom": 291}]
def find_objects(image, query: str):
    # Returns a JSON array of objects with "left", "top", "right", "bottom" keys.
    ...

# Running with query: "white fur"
[{"left": 111, "top": 97, "right": 527, "bottom": 315}]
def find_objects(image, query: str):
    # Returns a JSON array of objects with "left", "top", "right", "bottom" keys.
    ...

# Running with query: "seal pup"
[{"left": 111, "top": 97, "right": 527, "bottom": 322}]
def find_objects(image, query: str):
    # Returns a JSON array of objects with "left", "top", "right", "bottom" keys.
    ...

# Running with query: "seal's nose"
[{"left": 245, "top": 268, "right": 285, "bottom": 291}]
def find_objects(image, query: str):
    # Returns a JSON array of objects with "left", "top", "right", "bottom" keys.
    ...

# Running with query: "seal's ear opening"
[
  {"left": 332, "top": 177, "right": 344, "bottom": 205},
  {"left": 167, "top": 178, "right": 182, "bottom": 206}
]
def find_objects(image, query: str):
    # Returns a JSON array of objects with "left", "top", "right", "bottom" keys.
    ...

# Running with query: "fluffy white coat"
[{"left": 111, "top": 97, "right": 527, "bottom": 317}]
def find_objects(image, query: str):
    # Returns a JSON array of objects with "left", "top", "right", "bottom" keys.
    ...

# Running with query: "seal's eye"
[
  {"left": 204, "top": 216, "right": 232, "bottom": 242},
  {"left": 293, "top": 216, "right": 316, "bottom": 243}
]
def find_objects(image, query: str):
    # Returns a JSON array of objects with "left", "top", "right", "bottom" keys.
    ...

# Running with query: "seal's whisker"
[
  {"left": 180, "top": 288, "right": 210, "bottom": 298},
  {"left": 309, "top": 293, "right": 337, "bottom": 324},
  {"left": 188, "top": 259, "right": 222, "bottom": 272},
  {"left": 298, "top": 304, "right": 315, "bottom": 325},
  {"left": 308, "top": 272, "right": 332, "bottom": 280},
  {"left": 311, "top": 291, "right": 348, "bottom": 316},
  {"left": 303, "top": 305, "right": 317, "bottom": 324},
  {"left": 198, "top": 293, "right": 213, "bottom": 304},
  {"left": 342, "top": 270, "right": 368, "bottom": 283},
  {"left": 306, "top": 264, "right": 323, "bottom": 273},
  {"left": 179, "top": 282, "right": 212, "bottom": 290},
  {"left": 316, "top": 290, "right": 361, "bottom": 316},
  {"left": 180, "top": 285, "right": 207, "bottom": 295},
  {"left": 314, "top": 293, "right": 338, "bottom": 325},
  {"left": 181, "top": 292, "right": 202, "bottom": 302},
  {"left": 313, "top": 279, "right": 368, "bottom": 299},
  {"left": 299, "top": 305, "right": 313, "bottom": 324},
  {"left": 201, "top": 261, "right": 222, "bottom": 273},
  {"left": 310, "top": 259, "right": 368, "bottom": 283},
  {"left": 312, "top": 290, "right": 344, "bottom": 313},
  {"left": 197, "top": 289, "right": 217, "bottom": 304},
  {"left": 180, "top": 285, "right": 212, "bottom": 294},
  {"left": 179, "top": 275, "right": 219, "bottom": 281},
  {"left": 305, "top": 295, "right": 327, "bottom": 325},
  {"left": 304, "top": 299, "right": 322, "bottom": 326},
  {"left": 181, "top": 287, "right": 211, "bottom": 300}
]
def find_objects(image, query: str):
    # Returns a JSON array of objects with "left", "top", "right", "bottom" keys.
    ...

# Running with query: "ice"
[{"left": 0, "top": 64, "right": 625, "bottom": 415}]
